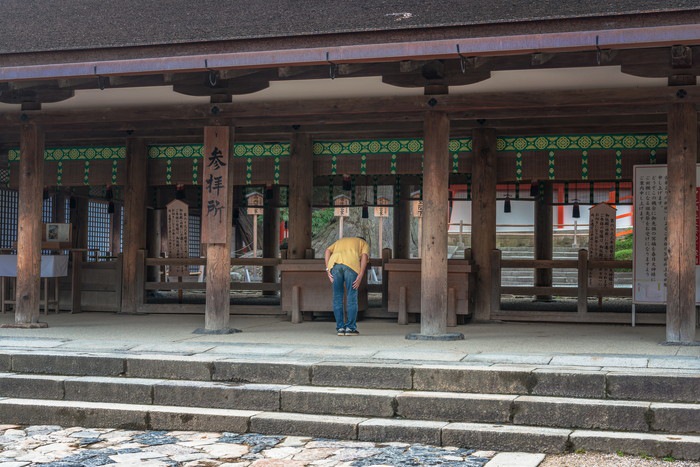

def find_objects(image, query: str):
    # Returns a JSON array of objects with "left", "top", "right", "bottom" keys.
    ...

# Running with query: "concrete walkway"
[{"left": 0, "top": 312, "right": 697, "bottom": 370}]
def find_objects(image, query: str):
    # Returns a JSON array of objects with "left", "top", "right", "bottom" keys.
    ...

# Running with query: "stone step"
[
  {"left": 1, "top": 373, "right": 699, "bottom": 435},
  {"left": 3, "top": 353, "right": 699, "bottom": 403},
  {"left": 0, "top": 398, "right": 698, "bottom": 459}
]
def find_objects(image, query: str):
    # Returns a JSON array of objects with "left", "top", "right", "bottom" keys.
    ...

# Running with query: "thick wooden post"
[
  {"left": 393, "top": 180, "right": 412, "bottom": 259},
  {"left": 121, "top": 138, "right": 148, "bottom": 314},
  {"left": 577, "top": 249, "right": 589, "bottom": 316},
  {"left": 262, "top": 186, "right": 280, "bottom": 295},
  {"left": 666, "top": 103, "right": 697, "bottom": 343},
  {"left": 201, "top": 126, "right": 236, "bottom": 333},
  {"left": 288, "top": 133, "right": 313, "bottom": 259},
  {"left": 13, "top": 123, "right": 45, "bottom": 326},
  {"left": 407, "top": 112, "right": 462, "bottom": 340},
  {"left": 534, "top": 182, "right": 553, "bottom": 301},
  {"left": 472, "top": 127, "right": 498, "bottom": 321}
]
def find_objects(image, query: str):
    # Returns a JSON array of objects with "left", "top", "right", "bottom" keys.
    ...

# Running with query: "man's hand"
[
  {"left": 352, "top": 273, "right": 363, "bottom": 289},
  {"left": 327, "top": 269, "right": 334, "bottom": 283}
]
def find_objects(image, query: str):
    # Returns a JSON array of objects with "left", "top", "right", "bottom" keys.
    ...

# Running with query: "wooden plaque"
[
  {"left": 588, "top": 203, "right": 616, "bottom": 288},
  {"left": 202, "top": 126, "right": 230, "bottom": 244},
  {"left": 334, "top": 195, "right": 350, "bottom": 217},
  {"left": 246, "top": 192, "right": 264, "bottom": 216},
  {"left": 166, "top": 199, "right": 189, "bottom": 277},
  {"left": 374, "top": 197, "right": 390, "bottom": 218}
]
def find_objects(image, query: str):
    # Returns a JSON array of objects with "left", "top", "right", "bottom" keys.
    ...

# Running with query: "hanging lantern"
[
  {"left": 572, "top": 201, "right": 581, "bottom": 219},
  {"left": 362, "top": 202, "right": 369, "bottom": 219},
  {"left": 105, "top": 185, "right": 113, "bottom": 200},
  {"left": 504, "top": 194, "right": 511, "bottom": 213},
  {"left": 175, "top": 184, "right": 186, "bottom": 200},
  {"left": 69, "top": 196, "right": 77, "bottom": 209},
  {"left": 107, "top": 201, "right": 115, "bottom": 214},
  {"left": 530, "top": 180, "right": 539, "bottom": 198},
  {"left": 265, "top": 184, "right": 274, "bottom": 200},
  {"left": 342, "top": 174, "right": 352, "bottom": 191},
  {"left": 42, "top": 189, "right": 49, "bottom": 200}
]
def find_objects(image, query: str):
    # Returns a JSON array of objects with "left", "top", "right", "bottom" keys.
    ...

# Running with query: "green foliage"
[
  {"left": 615, "top": 234, "right": 633, "bottom": 252},
  {"left": 663, "top": 455, "right": 676, "bottom": 462},
  {"left": 639, "top": 452, "right": 652, "bottom": 460},
  {"left": 615, "top": 249, "right": 632, "bottom": 261},
  {"left": 312, "top": 208, "right": 335, "bottom": 236},
  {"left": 574, "top": 448, "right": 586, "bottom": 454},
  {"left": 616, "top": 450, "right": 625, "bottom": 457}
]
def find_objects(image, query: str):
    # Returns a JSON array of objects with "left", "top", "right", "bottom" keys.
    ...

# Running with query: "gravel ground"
[{"left": 541, "top": 452, "right": 700, "bottom": 467}]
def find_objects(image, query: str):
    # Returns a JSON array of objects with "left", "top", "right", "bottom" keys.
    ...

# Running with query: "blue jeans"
[{"left": 331, "top": 264, "right": 358, "bottom": 331}]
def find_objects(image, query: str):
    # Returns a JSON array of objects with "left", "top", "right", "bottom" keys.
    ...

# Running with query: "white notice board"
[{"left": 633, "top": 165, "right": 700, "bottom": 304}]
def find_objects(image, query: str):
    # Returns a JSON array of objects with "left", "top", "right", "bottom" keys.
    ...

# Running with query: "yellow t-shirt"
[{"left": 326, "top": 237, "right": 370, "bottom": 275}]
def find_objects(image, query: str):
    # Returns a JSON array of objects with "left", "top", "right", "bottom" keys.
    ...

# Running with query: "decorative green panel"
[
  {"left": 314, "top": 138, "right": 471, "bottom": 156},
  {"left": 9, "top": 146, "right": 125, "bottom": 161},
  {"left": 149, "top": 144, "right": 201, "bottom": 159},
  {"left": 515, "top": 152, "right": 523, "bottom": 181},
  {"left": 498, "top": 134, "right": 666, "bottom": 152},
  {"left": 581, "top": 150, "right": 589, "bottom": 180},
  {"left": 234, "top": 143, "right": 290, "bottom": 158}
]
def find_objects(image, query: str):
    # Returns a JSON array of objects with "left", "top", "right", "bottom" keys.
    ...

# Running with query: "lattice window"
[
  {"left": 87, "top": 200, "right": 111, "bottom": 261},
  {"left": 0, "top": 189, "right": 18, "bottom": 249},
  {"left": 189, "top": 214, "right": 201, "bottom": 273}
]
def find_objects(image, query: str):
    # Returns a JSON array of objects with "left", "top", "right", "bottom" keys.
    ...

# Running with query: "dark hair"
[{"left": 357, "top": 236, "right": 366, "bottom": 242}]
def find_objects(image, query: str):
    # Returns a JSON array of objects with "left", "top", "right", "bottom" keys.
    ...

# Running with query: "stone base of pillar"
[
  {"left": 661, "top": 340, "right": 700, "bottom": 346},
  {"left": 193, "top": 328, "right": 241, "bottom": 335},
  {"left": 405, "top": 332, "right": 464, "bottom": 341},
  {"left": 1, "top": 322, "right": 49, "bottom": 329}
]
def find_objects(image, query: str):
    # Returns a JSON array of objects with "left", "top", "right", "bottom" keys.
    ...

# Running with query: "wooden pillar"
[
  {"left": 407, "top": 112, "right": 462, "bottom": 340},
  {"left": 471, "top": 127, "right": 498, "bottom": 321},
  {"left": 70, "top": 194, "right": 89, "bottom": 250},
  {"left": 14, "top": 123, "right": 45, "bottom": 326},
  {"left": 288, "top": 133, "right": 313, "bottom": 259},
  {"left": 54, "top": 191, "right": 67, "bottom": 223},
  {"left": 110, "top": 202, "right": 122, "bottom": 257},
  {"left": 146, "top": 208, "right": 163, "bottom": 283},
  {"left": 201, "top": 126, "right": 236, "bottom": 332},
  {"left": 121, "top": 138, "right": 148, "bottom": 314},
  {"left": 534, "top": 182, "right": 553, "bottom": 301},
  {"left": 666, "top": 103, "right": 698, "bottom": 343},
  {"left": 262, "top": 186, "right": 280, "bottom": 295},
  {"left": 393, "top": 179, "right": 412, "bottom": 259}
]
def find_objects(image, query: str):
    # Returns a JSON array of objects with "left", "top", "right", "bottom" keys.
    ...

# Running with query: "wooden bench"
[
  {"left": 279, "top": 259, "right": 368, "bottom": 323},
  {"left": 383, "top": 258, "right": 476, "bottom": 325}
]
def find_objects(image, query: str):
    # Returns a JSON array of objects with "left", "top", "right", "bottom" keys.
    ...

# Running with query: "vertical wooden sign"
[
  {"left": 202, "top": 127, "right": 230, "bottom": 244},
  {"left": 334, "top": 194, "right": 350, "bottom": 239},
  {"left": 246, "top": 192, "right": 264, "bottom": 257},
  {"left": 588, "top": 203, "right": 616, "bottom": 288},
  {"left": 374, "top": 197, "right": 390, "bottom": 255},
  {"left": 166, "top": 199, "right": 189, "bottom": 277}
]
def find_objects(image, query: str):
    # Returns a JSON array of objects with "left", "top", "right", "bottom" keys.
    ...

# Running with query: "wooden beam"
[
  {"left": 666, "top": 102, "right": 698, "bottom": 343},
  {"left": 472, "top": 127, "right": 498, "bottom": 321},
  {"left": 14, "top": 123, "right": 44, "bottom": 325},
  {"left": 393, "top": 179, "right": 412, "bottom": 259},
  {"left": 121, "top": 138, "right": 148, "bottom": 314},
  {"left": 287, "top": 133, "right": 313, "bottom": 259},
  {"left": 419, "top": 111, "right": 450, "bottom": 336},
  {"left": 7, "top": 86, "right": 700, "bottom": 127}
]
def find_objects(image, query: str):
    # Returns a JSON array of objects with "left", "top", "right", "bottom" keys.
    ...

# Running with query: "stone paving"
[{"left": 0, "top": 425, "right": 522, "bottom": 467}]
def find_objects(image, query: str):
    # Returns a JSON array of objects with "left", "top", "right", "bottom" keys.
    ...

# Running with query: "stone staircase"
[
  {"left": 0, "top": 351, "right": 698, "bottom": 459},
  {"left": 500, "top": 246, "right": 633, "bottom": 288}
]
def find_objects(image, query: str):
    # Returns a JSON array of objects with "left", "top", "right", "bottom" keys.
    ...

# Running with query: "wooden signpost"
[
  {"left": 411, "top": 191, "right": 422, "bottom": 258},
  {"left": 334, "top": 194, "right": 350, "bottom": 238},
  {"left": 166, "top": 199, "right": 189, "bottom": 302},
  {"left": 374, "top": 197, "right": 390, "bottom": 255},
  {"left": 588, "top": 203, "right": 616, "bottom": 308},
  {"left": 246, "top": 191, "right": 264, "bottom": 257}
]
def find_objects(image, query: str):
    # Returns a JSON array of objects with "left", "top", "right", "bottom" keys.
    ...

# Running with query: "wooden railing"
[
  {"left": 490, "top": 248, "right": 663, "bottom": 324},
  {"left": 143, "top": 256, "right": 282, "bottom": 293}
]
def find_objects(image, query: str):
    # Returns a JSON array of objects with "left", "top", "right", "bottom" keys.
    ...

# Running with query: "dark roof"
[{"left": 1, "top": 0, "right": 699, "bottom": 55}]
